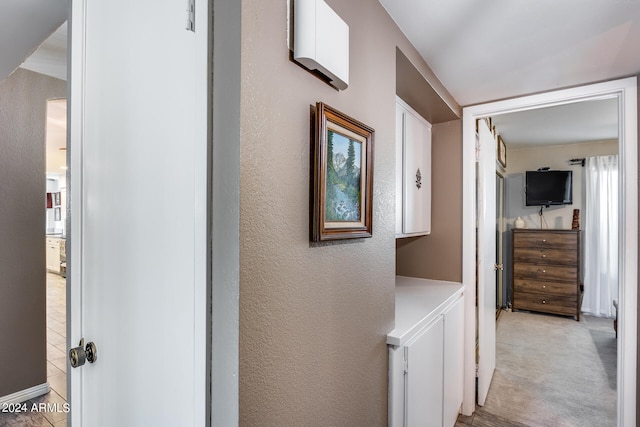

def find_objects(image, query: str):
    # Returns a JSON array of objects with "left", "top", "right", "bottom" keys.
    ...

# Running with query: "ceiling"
[
  {"left": 379, "top": 0, "right": 640, "bottom": 107},
  {"left": 20, "top": 21, "right": 67, "bottom": 81},
  {"left": 491, "top": 96, "right": 619, "bottom": 149},
  {"left": 380, "top": 0, "right": 640, "bottom": 147},
  {"left": 3, "top": 1, "right": 638, "bottom": 152},
  {"left": 0, "top": 0, "right": 67, "bottom": 82}
]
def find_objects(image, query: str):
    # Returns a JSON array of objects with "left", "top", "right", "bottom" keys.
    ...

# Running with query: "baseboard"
[{"left": 0, "top": 383, "right": 50, "bottom": 405}]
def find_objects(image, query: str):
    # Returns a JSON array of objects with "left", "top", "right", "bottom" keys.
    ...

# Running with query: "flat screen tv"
[{"left": 525, "top": 170, "right": 573, "bottom": 207}]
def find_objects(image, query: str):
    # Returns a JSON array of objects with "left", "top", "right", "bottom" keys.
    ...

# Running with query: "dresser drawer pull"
[
  {"left": 542, "top": 300, "right": 547, "bottom": 304},
  {"left": 542, "top": 239, "right": 547, "bottom": 243},
  {"left": 542, "top": 285, "right": 546, "bottom": 289},
  {"left": 541, "top": 254, "right": 546, "bottom": 258},
  {"left": 538, "top": 269, "right": 547, "bottom": 274}
]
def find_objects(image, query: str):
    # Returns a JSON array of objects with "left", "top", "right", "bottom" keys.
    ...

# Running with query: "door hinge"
[
  {"left": 403, "top": 355, "right": 409, "bottom": 375},
  {"left": 186, "top": 0, "right": 195, "bottom": 32}
]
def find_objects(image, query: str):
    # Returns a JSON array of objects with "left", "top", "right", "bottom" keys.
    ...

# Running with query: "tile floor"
[
  {"left": 0, "top": 273, "right": 68, "bottom": 427},
  {"left": 45, "top": 273, "right": 67, "bottom": 407}
]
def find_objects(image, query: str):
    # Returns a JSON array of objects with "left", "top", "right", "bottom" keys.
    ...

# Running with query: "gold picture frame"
[{"left": 497, "top": 135, "right": 507, "bottom": 167}]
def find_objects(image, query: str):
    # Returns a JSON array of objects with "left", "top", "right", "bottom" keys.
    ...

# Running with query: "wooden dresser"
[{"left": 512, "top": 229, "right": 581, "bottom": 320}]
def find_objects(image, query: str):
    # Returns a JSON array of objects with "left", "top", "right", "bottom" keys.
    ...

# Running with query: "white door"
[
  {"left": 68, "top": 0, "right": 209, "bottom": 425},
  {"left": 476, "top": 120, "right": 496, "bottom": 406}
]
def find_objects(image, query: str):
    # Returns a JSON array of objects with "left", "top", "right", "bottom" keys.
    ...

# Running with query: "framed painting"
[
  {"left": 311, "top": 102, "right": 374, "bottom": 241},
  {"left": 497, "top": 135, "right": 507, "bottom": 167}
]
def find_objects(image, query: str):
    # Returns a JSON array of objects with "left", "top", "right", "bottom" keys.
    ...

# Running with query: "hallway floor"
[
  {"left": 44, "top": 272, "right": 67, "bottom": 421},
  {"left": 0, "top": 273, "right": 67, "bottom": 427},
  {"left": 456, "top": 311, "right": 616, "bottom": 427}
]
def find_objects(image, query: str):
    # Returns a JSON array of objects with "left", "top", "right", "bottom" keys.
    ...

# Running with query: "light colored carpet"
[{"left": 458, "top": 311, "right": 617, "bottom": 427}]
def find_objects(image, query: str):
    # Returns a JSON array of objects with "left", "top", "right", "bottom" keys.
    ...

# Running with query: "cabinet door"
[
  {"left": 395, "top": 105, "right": 405, "bottom": 236},
  {"left": 403, "top": 110, "right": 431, "bottom": 235},
  {"left": 46, "top": 240, "right": 60, "bottom": 273},
  {"left": 405, "top": 316, "right": 443, "bottom": 427},
  {"left": 443, "top": 296, "right": 464, "bottom": 427}
]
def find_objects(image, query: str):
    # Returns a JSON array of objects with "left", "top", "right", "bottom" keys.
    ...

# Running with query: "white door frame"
[
  {"left": 67, "top": 3, "right": 84, "bottom": 424},
  {"left": 210, "top": 0, "right": 241, "bottom": 424},
  {"left": 461, "top": 77, "right": 637, "bottom": 426}
]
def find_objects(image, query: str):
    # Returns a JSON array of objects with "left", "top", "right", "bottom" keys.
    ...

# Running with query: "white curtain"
[{"left": 582, "top": 155, "right": 618, "bottom": 318}]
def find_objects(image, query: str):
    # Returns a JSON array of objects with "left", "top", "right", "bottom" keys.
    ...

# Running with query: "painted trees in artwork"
[
  {"left": 344, "top": 140, "right": 360, "bottom": 201},
  {"left": 325, "top": 130, "right": 361, "bottom": 222}
]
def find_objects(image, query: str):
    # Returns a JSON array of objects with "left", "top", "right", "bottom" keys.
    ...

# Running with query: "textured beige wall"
[
  {"left": 396, "top": 120, "right": 463, "bottom": 282},
  {"left": 0, "top": 69, "right": 66, "bottom": 397},
  {"left": 238, "top": 0, "right": 459, "bottom": 425}
]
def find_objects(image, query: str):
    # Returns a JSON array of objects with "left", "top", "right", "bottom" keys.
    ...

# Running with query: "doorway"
[
  {"left": 484, "top": 110, "right": 619, "bottom": 423},
  {"left": 461, "top": 77, "right": 638, "bottom": 426},
  {"left": 45, "top": 96, "right": 68, "bottom": 421}
]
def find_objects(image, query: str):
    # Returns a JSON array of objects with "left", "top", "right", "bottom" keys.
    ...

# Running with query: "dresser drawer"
[
  {"left": 513, "top": 264, "right": 578, "bottom": 282},
  {"left": 513, "top": 248, "right": 577, "bottom": 266},
  {"left": 512, "top": 231, "right": 577, "bottom": 250},
  {"left": 513, "top": 279, "right": 577, "bottom": 296},
  {"left": 514, "top": 292, "right": 577, "bottom": 317},
  {"left": 512, "top": 229, "right": 581, "bottom": 320}
]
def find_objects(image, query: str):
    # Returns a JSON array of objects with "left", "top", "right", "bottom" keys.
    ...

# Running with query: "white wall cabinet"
[
  {"left": 396, "top": 97, "right": 432, "bottom": 237},
  {"left": 46, "top": 237, "right": 61, "bottom": 273},
  {"left": 388, "top": 277, "right": 464, "bottom": 427}
]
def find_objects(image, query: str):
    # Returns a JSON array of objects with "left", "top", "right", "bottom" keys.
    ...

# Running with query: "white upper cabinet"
[{"left": 396, "top": 97, "right": 432, "bottom": 237}]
